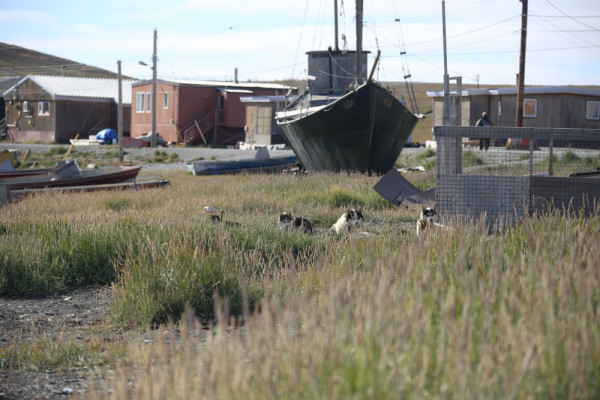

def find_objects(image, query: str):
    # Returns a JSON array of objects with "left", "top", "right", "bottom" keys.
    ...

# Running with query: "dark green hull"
[{"left": 276, "top": 81, "right": 418, "bottom": 174}]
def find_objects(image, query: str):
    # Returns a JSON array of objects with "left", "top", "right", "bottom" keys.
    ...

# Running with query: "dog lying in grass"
[
  {"left": 210, "top": 211, "right": 241, "bottom": 227},
  {"left": 279, "top": 212, "right": 313, "bottom": 233},
  {"left": 331, "top": 208, "right": 364, "bottom": 234},
  {"left": 416, "top": 207, "right": 450, "bottom": 237}
]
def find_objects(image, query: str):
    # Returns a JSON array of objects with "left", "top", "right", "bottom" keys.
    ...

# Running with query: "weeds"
[{"left": 0, "top": 171, "right": 598, "bottom": 399}]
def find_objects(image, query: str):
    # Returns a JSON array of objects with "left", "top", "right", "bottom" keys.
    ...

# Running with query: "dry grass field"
[{"left": 0, "top": 163, "right": 598, "bottom": 399}]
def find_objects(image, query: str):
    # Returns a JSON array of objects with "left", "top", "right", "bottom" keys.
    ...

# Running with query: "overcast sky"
[{"left": 2, "top": 0, "right": 599, "bottom": 86}]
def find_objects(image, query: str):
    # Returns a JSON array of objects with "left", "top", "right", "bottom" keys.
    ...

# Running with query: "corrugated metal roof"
[{"left": 4, "top": 75, "right": 138, "bottom": 104}]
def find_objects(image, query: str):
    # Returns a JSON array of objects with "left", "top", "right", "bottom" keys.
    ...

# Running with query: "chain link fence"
[{"left": 434, "top": 126, "right": 600, "bottom": 230}]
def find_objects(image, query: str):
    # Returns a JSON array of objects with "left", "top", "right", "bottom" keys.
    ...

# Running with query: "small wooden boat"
[
  {"left": 0, "top": 168, "right": 54, "bottom": 178},
  {"left": 0, "top": 158, "right": 53, "bottom": 178},
  {"left": 0, "top": 160, "right": 142, "bottom": 190},
  {"left": 186, "top": 147, "right": 298, "bottom": 176},
  {"left": 10, "top": 179, "right": 169, "bottom": 202}
]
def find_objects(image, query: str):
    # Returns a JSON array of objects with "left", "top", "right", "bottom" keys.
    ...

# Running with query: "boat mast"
[
  {"left": 334, "top": 0, "right": 339, "bottom": 51},
  {"left": 356, "top": 0, "right": 363, "bottom": 85}
]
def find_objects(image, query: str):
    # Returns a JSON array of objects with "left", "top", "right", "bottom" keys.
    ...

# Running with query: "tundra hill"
[{"left": 0, "top": 42, "right": 132, "bottom": 79}]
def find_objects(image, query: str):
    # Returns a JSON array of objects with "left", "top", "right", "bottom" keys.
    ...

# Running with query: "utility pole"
[
  {"left": 151, "top": 29, "right": 158, "bottom": 148},
  {"left": 117, "top": 61, "right": 123, "bottom": 162},
  {"left": 516, "top": 0, "right": 527, "bottom": 127},
  {"left": 442, "top": 0, "right": 450, "bottom": 126}
]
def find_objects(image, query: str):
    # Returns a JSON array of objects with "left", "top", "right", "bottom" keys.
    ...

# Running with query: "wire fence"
[{"left": 434, "top": 126, "right": 600, "bottom": 229}]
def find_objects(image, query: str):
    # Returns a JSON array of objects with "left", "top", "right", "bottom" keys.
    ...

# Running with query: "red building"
[{"left": 131, "top": 79, "right": 295, "bottom": 145}]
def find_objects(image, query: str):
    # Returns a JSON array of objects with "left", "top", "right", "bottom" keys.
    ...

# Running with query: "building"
[
  {"left": 240, "top": 95, "right": 290, "bottom": 146},
  {"left": 427, "top": 86, "right": 600, "bottom": 129},
  {"left": 0, "top": 76, "right": 21, "bottom": 139},
  {"left": 2, "top": 75, "right": 137, "bottom": 143},
  {"left": 131, "top": 79, "right": 295, "bottom": 146}
]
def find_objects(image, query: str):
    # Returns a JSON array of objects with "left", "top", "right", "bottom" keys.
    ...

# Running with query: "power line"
[{"left": 544, "top": 0, "right": 600, "bottom": 31}]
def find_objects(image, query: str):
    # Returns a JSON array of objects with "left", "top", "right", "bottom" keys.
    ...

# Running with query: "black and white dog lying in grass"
[
  {"left": 416, "top": 207, "right": 449, "bottom": 237},
  {"left": 210, "top": 210, "right": 241, "bottom": 227},
  {"left": 331, "top": 208, "right": 364, "bottom": 234},
  {"left": 279, "top": 212, "right": 313, "bottom": 234}
]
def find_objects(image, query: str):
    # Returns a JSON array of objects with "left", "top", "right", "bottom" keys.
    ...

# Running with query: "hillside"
[{"left": 0, "top": 42, "right": 127, "bottom": 79}]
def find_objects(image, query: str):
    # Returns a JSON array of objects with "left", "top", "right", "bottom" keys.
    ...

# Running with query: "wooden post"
[
  {"left": 117, "top": 60, "right": 123, "bottom": 162},
  {"left": 516, "top": 0, "right": 528, "bottom": 127},
  {"left": 442, "top": 0, "right": 450, "bottom": 126}
]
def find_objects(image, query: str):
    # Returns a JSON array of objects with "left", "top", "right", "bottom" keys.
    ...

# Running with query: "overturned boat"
[{"left": 275, "top": 0, "right": 419, "bottom": 174}]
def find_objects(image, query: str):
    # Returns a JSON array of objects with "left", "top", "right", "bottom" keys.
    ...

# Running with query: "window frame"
[
  {"left": 586, "top": 100, "right": 600, "bottom": 120},
  {"left": 523, "top": 98, "right": 537, "bottom": 118},
  {"left": 38, "top": 101, "right": 50, "bottom": 116},
  {"left": 136, "top": 92, "right": 145, "bottom": 113},
  {"left": 163, "top": 92, "right": 169, "bottom": 109},
  {"left": 22, "top": 101, "right": 31, "bottom": 113},
  {"left": 146, "top": 92, "right": 151, "bottom": 113}
]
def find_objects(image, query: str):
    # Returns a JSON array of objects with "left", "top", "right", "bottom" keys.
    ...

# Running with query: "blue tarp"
[{"left": 96, "top": 129, "right": 118, "bottom": 143}]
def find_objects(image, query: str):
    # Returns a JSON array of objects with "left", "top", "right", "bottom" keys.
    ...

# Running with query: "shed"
[
  {"left": 240, "top": 95, "right": 289, "bottom": 146},
  {"left": 3, "top": 75, "right": 137, "bottom": 143}
]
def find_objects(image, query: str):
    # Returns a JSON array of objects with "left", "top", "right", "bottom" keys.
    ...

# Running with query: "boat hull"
[
  {"left": 186, "top": 155, "right": 298, "bottom": 176},
  {"left": 1, "top": 165, "right": 142, "bottom": 190},
  {"left": 277, "top": 81, "right": 418, "bottom": 174}
]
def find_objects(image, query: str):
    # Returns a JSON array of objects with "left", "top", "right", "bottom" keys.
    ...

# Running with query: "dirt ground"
[{"left": 0, "top": 287, "right": 113, "bottom": 399}]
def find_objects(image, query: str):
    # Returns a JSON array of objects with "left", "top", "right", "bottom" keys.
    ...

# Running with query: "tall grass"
[
  {"left": 0, "top": 172, "right": 598, "bottom": 398},
  {"left": 104, "top": 212, "right": 600, "bottom": 399}
]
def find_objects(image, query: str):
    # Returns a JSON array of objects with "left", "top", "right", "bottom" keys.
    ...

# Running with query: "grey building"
[{"left": 427, "top": 87, "right": 600, "bottom": 129}]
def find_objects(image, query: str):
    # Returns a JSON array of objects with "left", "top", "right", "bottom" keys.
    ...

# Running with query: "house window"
[
  {"left": 523, "top": 98, "right": 537, "bottom": 118},
  {"left": 38, "top": 101, "right": 50, "bottom": 116},
  {"left": 146, "top": 92, "right": 151, "bottom": 113},
  {"left": 586, "top": 101, "right": 600, "bottom": 120},
  {"left": 163, "top": 92, "right": 169, "bottom": 109},
  {"left": 136, "top": 92, "right": 145, "bottom": 113},
  {"left": 22, "top": 101, "right": 31, "bottom": 113}
]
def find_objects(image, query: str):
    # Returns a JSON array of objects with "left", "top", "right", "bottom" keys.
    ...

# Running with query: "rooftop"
[{"left": 3, "top": 75, "right": 138, "bottom": 104}]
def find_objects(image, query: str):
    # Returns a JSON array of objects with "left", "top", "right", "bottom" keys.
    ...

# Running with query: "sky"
[{"left": 1, "top": 0, "right": 599, "bottom": 87}]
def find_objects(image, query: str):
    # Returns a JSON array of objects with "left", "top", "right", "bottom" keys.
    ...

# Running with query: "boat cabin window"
[
  {"left": 136, "top": 92, "right": 145, "bottom": 113},
  {"left": 38, "top": 101, "right": 50, "bottom": 116},
  {"left": 523, "top": 98, "right": 537, "bottom": 118},
  {"left": 586, "top": 101, "right": 600, "bottom": 120}
]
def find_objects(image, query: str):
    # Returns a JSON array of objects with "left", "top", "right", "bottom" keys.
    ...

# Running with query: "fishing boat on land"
[
  {"left": 0, "top": 160, "right": 142, "bottom": 190},
  {"left": 186, "top": 147, "right": 298, "bottom": 176},
  {"left": 275, "top": 0, "right": 419, "bottom": 174}
]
